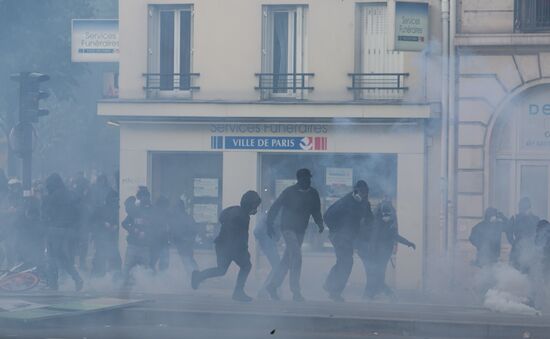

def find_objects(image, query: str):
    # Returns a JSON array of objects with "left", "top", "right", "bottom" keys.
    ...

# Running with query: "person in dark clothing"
[
  {"left": 192, "top": 191, "right": 261, "bottom": 302},
  {"left": 121, "top": 187, "right": 155, "bottom": 286},
  {"left": 507, "top": 197, "right": 540, "bottom": 272},
  {"left": 265, "top": 168, "right": 324, "bottom": 302},
  {"left": 150, "top": 196, "right": 171, "bottom": 273},
  {"left": 42, "top": 173, "right": 83, "bottom": 291},
  {"left": 169, "top": 196, "right": 199, "bottom": 275},
  {"left": 323, "top": 180, "right": 373, "bottom": 302},
  {"left": 364, "top": 201, "right": 415, "bottom": 300},
  {"left": 469, "top": 207, "right": 506, "bottom": 267},
  {"left": 91, "top": 190, "right": 122, "bottom": 278}
]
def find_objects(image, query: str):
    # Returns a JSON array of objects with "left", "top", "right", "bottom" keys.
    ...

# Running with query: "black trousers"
[
  {"left": 268, "top": 230, "right": 305, "bottom": 295},
  {"left": 195, "top": 244, "right": 251, "bottom": 292},
  {"left": 47, "top": 229, "right": 82, "bottom": 288},
  {"left": 325, "top": 232, "right": 354, "bottom": 296}
]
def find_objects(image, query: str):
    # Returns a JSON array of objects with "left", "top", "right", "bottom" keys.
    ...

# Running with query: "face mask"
[
  {"left": 352, "top": 192, "right": 362, "bottom": 202},
  {"left": 382, "top": 216, "right": 391, "bottom": 223},
  {"left": 135, "top": 199, "right": 141, "bottom": 207},
  {"left": 490, "top": 216, "right": 497, "bottom": 223}
]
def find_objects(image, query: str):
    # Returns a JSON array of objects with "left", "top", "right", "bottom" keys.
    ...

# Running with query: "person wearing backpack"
[{"left": 323, "top": 180, "right": 373, "bottom": 302}]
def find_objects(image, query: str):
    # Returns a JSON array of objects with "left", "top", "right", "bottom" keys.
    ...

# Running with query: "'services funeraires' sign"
[
  {"left": 394, "top": 2, "right": 429, "bottom": 52},
  {"left": 71, "top": 19, "right": 119, "bottom": 62}
]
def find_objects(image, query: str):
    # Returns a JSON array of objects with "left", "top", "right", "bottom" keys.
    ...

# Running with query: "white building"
[{"left": 99, "top": 0, "right": 444, "bottom": 292}]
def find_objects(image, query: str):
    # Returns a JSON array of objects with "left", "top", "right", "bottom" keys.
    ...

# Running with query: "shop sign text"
[{"left": 211, "top": 136, "right": 327, "bottom": 151}]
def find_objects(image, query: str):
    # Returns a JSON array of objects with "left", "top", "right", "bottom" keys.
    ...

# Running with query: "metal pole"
[{"left": 440, "top": 0, "right": 450, "bottom": 255}]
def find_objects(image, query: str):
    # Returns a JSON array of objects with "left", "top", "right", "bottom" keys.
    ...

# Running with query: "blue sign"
[{"left": 211, "top": 136, "right": 327, "bottom": 151}]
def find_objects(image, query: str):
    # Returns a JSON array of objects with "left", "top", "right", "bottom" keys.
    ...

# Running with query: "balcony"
[
  {"left": 348, "top": 73, "right": 409, "bottom": 100},
  {"left": 515, "top": 0, "right": 550, "bottom": 32},
  {"left": 255, "top": 73, "right": 314, "bottom": 99},
  {"left": 143, "top": 73, "right": 200, "bottom": 93}
]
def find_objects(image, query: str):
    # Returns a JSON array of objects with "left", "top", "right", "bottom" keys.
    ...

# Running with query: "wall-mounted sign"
[
  {"left": 211, "top": 136, "right": 328, "bottom": 151},
  {"left": 326, "top": 168, "right": 353, "bottom": 187},
  {"left": 520, "top": 103, "right": 550, "bottom": 150},
  {"left": 210, "top": 124, "right": 328, "bottom": 135},
  {"left": 394, "top": 2, "right": 429, "bottom": 52},
  {"left": 71, "top": 19, "right": 119, "bottom": 62},
  {"left": 193, "top": 204, "right": 219, "bottom": 224},
  {"left": 193, "top": 178, "right": 219, "bottom": 197}
]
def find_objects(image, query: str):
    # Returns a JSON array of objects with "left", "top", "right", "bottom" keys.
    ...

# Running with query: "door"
[{"left": 516, "top": 161, "right": 550, "bottom": 220}]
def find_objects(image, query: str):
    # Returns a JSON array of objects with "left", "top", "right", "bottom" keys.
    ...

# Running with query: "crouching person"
[{"left": 192, "top": 191, "right": 261, "bottom": 302}]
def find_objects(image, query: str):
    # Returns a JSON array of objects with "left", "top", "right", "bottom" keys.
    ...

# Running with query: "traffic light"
[{"left": 11, "top": 72, "right": 50, "bottom": 123}]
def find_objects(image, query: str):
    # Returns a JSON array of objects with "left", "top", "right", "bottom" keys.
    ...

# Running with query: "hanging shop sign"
[
  {"left": 211, "top": 136, "right": 328, "bottom": 151},
  {"left": 394, "top": 2, "right": 429, "bottom": 52},
  {"left": 71, "top": 19, "right": 119, "bottom": 62}
]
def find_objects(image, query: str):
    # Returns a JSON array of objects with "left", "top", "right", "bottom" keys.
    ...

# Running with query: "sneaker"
[
  {"left": 232, "top": 290, "right": 253, "bottom": 302},
  {"left": 191, "top": 270, "right": 200, "bottom": 290},
  {"left": 266, "top": 284, "right": 279, "bottom": 301},
  {"left": 329, "top": 293, "right": 345, "bottom": 303},
  {"left": 292, "top": 293, "right": 305, "bottom": 302}
]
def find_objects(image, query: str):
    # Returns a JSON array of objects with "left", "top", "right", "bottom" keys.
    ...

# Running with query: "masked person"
[
  {"left": 121, "top": 187, "right": 155, "bottom": 286},
  {"left": 42, "top": 173, "right": 83, "bottom": 291},
  {"left": 469, "top": 208, "right": 506, "bottom": 267},
  {"left": 323, "top": 180, "right": 373, "bottom": 302},
  {"left": 364, "top": 201, "right": 415, "bottom": 300},
  {"left": 265, "top": 169, "right": 324, "bottom": 302},
  {"left": 507, "top": 197, "right": 540, "bottom": 273},
  {"left": 192, "top": 191, "right": 261, "bottom": 302},
  {"left": 170, "top": 196, "right": 199, "bottom": 275},
  {"left": 91, "top": 190, "right": 122, "bottom": 278}
]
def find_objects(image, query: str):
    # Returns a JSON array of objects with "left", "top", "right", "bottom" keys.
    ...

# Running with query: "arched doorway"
[{"left": 490, "top": 84, "right": 550, "bottom": 220}]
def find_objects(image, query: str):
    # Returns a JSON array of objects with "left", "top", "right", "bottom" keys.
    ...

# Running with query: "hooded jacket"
[{"left": 469, "top": 208, "right": 504, "bottom": 266}]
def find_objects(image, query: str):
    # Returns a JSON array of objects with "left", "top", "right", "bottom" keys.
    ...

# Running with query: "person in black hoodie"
[
  {"left": 469, "top": 207, "right": 506, "bottom": 267},
  {"left": 507, "top": 197, "right": 540, "bottom": 272},
  {"left": 364, "top": 201, "right": 415, "bottom": 300},
  {"left": 42, "top": 173, "right": 83, "bottom": 291},
  {"left": 192, "top": 191, "right": 261, "bottom": 302},
  {"left": 170, "top": 196, "right": 199, "bottom": 275},
  {"left": 91, "top": 190, "right": 122, "bottom": 278},
  {"left": 323, "top": 180, "right": 373, "bottom": 302},
  {"left": 121, "top": 187, "right": 155, "bottom": 286},
  {"left": 265, "top": 168, "right": 324, "bottom": 302}
]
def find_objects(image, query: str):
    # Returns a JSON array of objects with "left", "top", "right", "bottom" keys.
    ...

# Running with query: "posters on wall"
[
  {"left": 326, "top": 168, "right": 353, "bottom": 187},
  {"left": 193, "top": 178, "right": 219, "bottom": 197},
  {"left": 193, "top": 204, "right": 219, "bottom": 224}
]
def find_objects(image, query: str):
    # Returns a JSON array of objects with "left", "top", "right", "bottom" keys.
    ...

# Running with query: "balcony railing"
[
  {"left": 515, "top": 0, "right": 550, "bottom": 32},
  {"left": 255, "top": 73, "right": 314, "bottom": 94},
  {"left": 143, "top": 73, "right": 200, "bottom": 91},
  {"left": 348, "top": 73, "right": 409, "bottom": 91}
]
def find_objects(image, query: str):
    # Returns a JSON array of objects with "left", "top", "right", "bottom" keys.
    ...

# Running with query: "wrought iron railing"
[
  {"left": 515, "top": 0, "right": 550, "bottom": 32},
  {"left": 143, "top": 73, "right": 200, "bottom": 91},
  {"left": 348, "top": 73, "right": 409, "bottom": 91},
  {"left": 255, "top": 73, "right": 314, "bottom": 94}
]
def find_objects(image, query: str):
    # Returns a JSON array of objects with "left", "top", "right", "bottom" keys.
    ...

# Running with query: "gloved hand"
[
  {"left": 408, "top": 242, "right": 416, "bottom": 250},
  {"left": 318, "top": 223, "right": 325, "bottom": 234}
]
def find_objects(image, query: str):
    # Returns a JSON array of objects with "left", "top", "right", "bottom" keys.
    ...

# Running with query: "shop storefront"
[{"left": 118, "top": 120, "right": 428, "bottom": 290}]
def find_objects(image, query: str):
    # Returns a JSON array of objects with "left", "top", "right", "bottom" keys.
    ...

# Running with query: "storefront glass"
[
  {"left": 151, "top": 152, "right": 223, "bottom": 249},
  {"left": 259, "top": 152, "right": 397, "bottom": 252}
]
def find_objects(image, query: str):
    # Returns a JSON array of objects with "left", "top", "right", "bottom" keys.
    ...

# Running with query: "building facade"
[
  {"left": 454, "top": 0, "right": 550, "bottom": 275},
  {"left": 99, "top": 0, "right": 443, "bottom": 291}
]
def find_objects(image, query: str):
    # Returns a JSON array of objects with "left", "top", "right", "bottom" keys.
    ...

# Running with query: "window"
[
  {"left": 147, "top": 5, "right": 196, "bottom": 94},
  {"left": 259, "top": 5, "right": 310, "bottom": 98},
  {"left": 355, "top": 3, "right": 405, "bottom": 100},
  {"left": 515, "top": 0, "right": 550, "bottom": 32}
]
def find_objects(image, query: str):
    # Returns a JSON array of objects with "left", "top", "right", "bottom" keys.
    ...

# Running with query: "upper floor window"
[
  {"left": 258, "top": 5, "right": 311, "bottom": 99},
  {"left": 352, "top": 3, "right": 406, "bottom": 100},
  {"left": 146, "top": 5, "right": 198, "bottom": 96},
  {"left": 515, "top": 0, "right": 550, "bottom": 32}
]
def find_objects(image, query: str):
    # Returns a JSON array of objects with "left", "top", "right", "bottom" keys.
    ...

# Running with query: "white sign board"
[
  {"left": 193, "top": 178, "right": 219, "bottom": 197},
  {"left": 394, "top": 2, "right": 429, "bottom": 52},
  {"left": 71, "top": 19, "right": 119, "bottom": 62},
  {"left": 326, "top": 168, "right": 353, "bottom": 187},
  {"left": 193, "top": 204, "right": 219, "bottom": 224}
]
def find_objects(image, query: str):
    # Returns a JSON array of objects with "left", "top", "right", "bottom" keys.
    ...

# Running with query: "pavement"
[{"left": 0, "top": 288, "right": 548, "bottom": 339}]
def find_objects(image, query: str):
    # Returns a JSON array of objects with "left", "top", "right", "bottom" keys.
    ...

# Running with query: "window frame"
[{"left": 147, "top": 4, "right": 195, "bottom": 98}]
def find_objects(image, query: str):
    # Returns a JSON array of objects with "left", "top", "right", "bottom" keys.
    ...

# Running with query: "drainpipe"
[
  {"left": 448, "top": 0, "right": 458, "bottom": 287},
  {"left": 440, "top": 0, "right": 450, "bottom": 256}
]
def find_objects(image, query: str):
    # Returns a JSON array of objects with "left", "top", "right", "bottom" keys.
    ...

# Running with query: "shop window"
[
  {"left": 259, "top": 5, "right": 311, "bottom": 99},
  {"left": 151, "top": 152, "right": 223, "bottom": 250},
  {"left": 260, "top": 153, "right": 397, "bottom": 252}
]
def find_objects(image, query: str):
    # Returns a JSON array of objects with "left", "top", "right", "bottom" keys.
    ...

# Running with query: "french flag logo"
[{"left": 313, "top": 137, "right": 327, "bottom": 150}]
